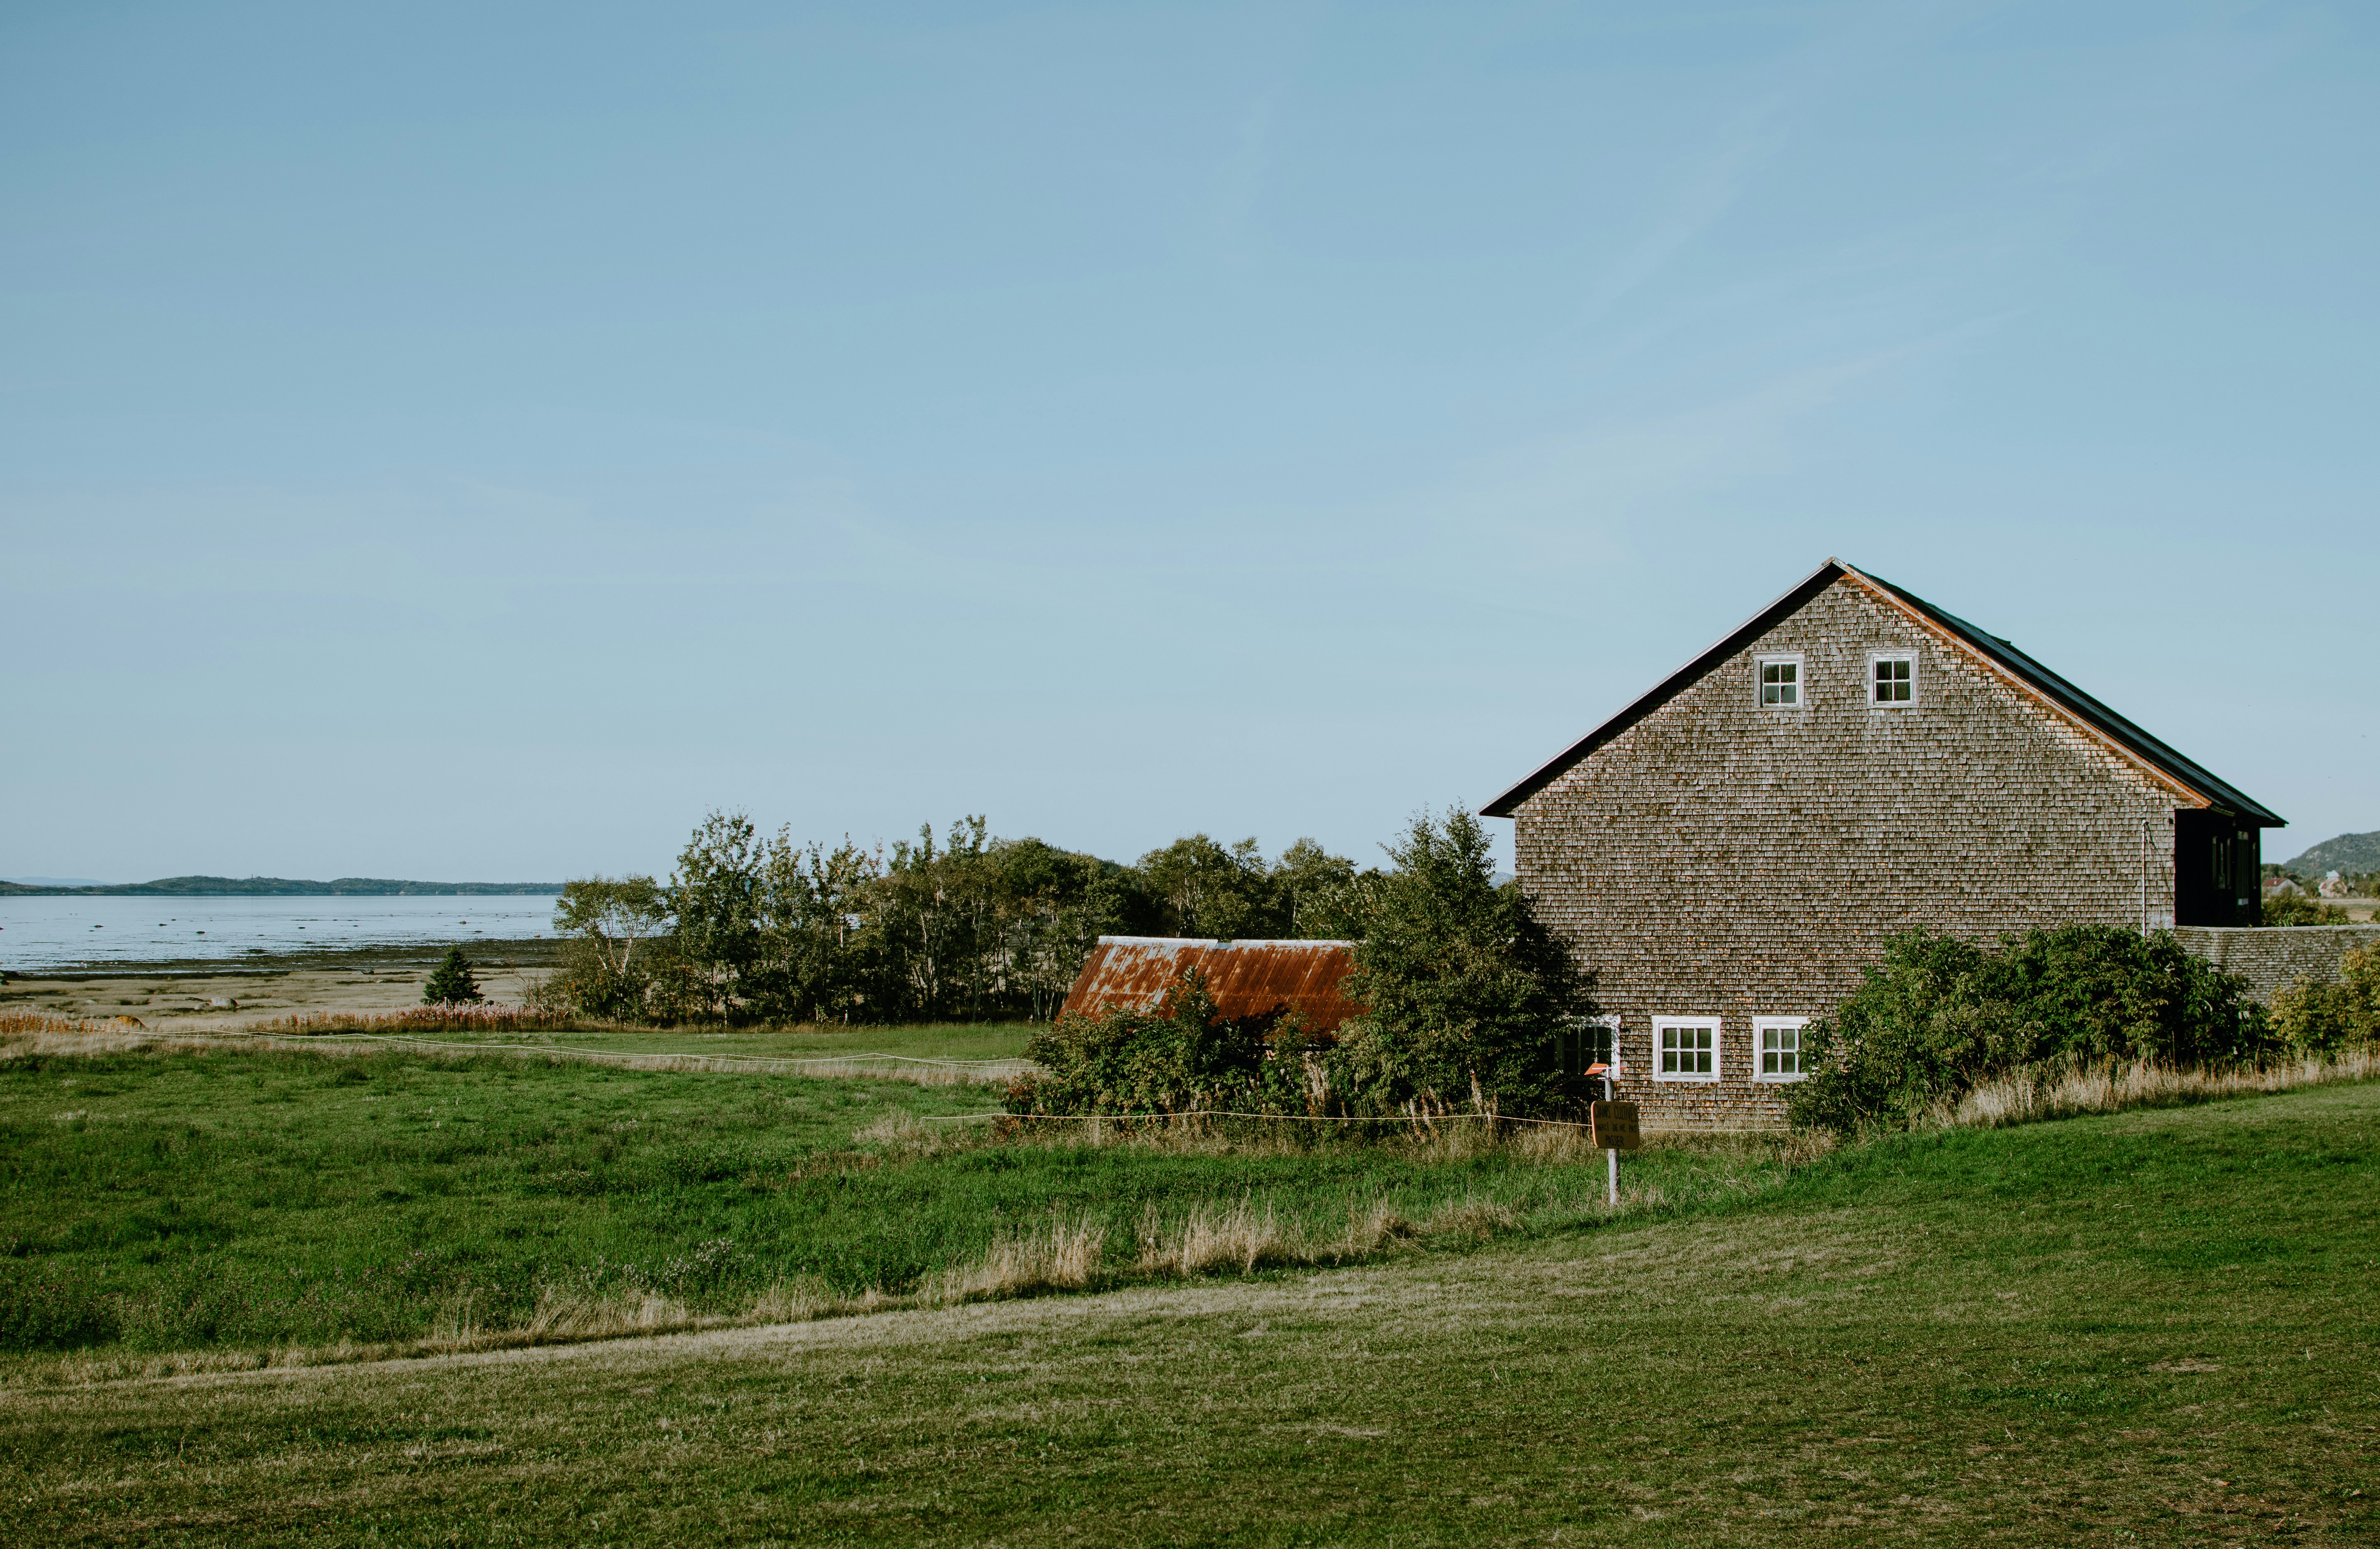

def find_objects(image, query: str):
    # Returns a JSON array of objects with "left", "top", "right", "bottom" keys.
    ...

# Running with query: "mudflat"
[{"left": 0, "top": 938, "right": 565, "bottom": 1028}]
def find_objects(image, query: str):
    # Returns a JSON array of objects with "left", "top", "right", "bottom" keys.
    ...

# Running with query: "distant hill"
[
  {"left": 0, "top": 876, "right": 563, "bottom": 897},
  {"left": 2277, "top": 831, "right": 2380, "bottom": 878}
]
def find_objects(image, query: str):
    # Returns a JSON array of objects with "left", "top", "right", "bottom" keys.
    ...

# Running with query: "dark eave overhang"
[
  {"left": 1482, "top": 559, "right": 1846, "bottom": 818},
  {"left": 1482, "top": 558, "right": 2286, "bottom": 829},
  {"left": 1847, "top": 566, "right": 2285, "bottom": 827}
]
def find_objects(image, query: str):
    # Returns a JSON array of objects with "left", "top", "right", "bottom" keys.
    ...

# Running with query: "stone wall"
[
  {"left": 2172, "top": 925, "right": 2380, "bottom": 1004},
  {"left": 1515, "top": 574, "right": 2193, "bottom": 1130}
]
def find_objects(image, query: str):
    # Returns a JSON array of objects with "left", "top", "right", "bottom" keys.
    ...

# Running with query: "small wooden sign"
[{"left": 1589, "top": 1101, "right": 1641, "bottom": 1151}]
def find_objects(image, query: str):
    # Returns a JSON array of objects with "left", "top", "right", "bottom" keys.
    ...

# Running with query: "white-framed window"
[
  {"left": 1553, "top": 1014, "right": 1620, "bottom": 1078},
  {"left": 1869, "top": 651, "right": 1916, "bottom": 707},
  {"left": 1754, "top": 1017, "right": 1809, "bottom": 1082},
  {"left": 1652, "top": 1018, "right": 1721, "bottom": 1082},
  {"left": 1755, "top": 653, "right": 1803, "bottom": 709}
]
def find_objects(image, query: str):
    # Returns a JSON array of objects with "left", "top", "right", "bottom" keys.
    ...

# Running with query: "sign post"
[{"left": 1585, "top": 1063, "right": 1638, "bottom": 1207}]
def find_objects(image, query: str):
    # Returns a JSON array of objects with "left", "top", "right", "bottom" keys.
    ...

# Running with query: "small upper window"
[
  {"left": 1756, "top": 655, "right": 1802, "bottom": 709},
  {"left": 1870, "top": 652, "right": 1915, "bottom": 706}
]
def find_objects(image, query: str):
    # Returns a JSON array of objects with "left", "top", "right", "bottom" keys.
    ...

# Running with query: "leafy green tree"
[
  {"left": 1270, "top": 839, "right": 1363, "bottom": 939},
  {"left": 670, "top": 811, "right": 766, "bottom": 1019},
  {"left": 874, "top": 817, "right": 997, "bottom": 1020},
  {"left": 748, "top": 832, "right": 883, "bottom": 1024},
  {"left": 1134, "top": 834, "right": 1285, "bottom": 939},
  {"left": 986, "top": 838, "right": 1134, "bottom": 1021},
  {"left": 422, "top": 946, "right": 483, "bottom": 1006},
  {"left": 1330, "top": 807, "right": 1597, "bottom": 1118},
  {"left": 1788, "top": 926, "right": 2268, "bottom": 1134},
  {"left": 550, "top": 875, "right": 670, "bottom": 1019}
]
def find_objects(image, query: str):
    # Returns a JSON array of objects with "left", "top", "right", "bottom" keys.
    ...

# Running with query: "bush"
[
  {"left": 1008, "top": 969, "right": 1321, "bottom": 1119},
  {"left": 2264, "top": 892, "right": 2352, "bottom": 926},
  {"left": 2270, "top": 944, "right": 2380, "bottom": 1055},
  {"left": 1329, "top": 809, "right": 1599, "bottom": 1119},
  {"left": 1788, "top": 926, "right": 2268, "bottom": 1135}
]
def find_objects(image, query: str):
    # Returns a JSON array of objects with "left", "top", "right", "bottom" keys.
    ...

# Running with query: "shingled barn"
[{"left": 1481, "top": 557, "right": 2373, "bottom": 1129}]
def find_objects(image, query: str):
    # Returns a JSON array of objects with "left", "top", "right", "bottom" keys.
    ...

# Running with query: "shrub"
[
  {"left": 421, "top": 946, "right": 484, "bottom": 1006},
  {"left": 1008, "top": 969, "right": 1320, "bottom": 1119},
  {"left": 2264, "top": 892, "right": 2352, "bottom": 926},
  {"left": 1788, "top": 926, "right": 2268, "bottom": 1135},
  {"left": 1330, "top": 809, "right": 1598, "bottom": 1119},
  {"left": 2270, "top": 943, "right": 2380, "bottom": 1055}
]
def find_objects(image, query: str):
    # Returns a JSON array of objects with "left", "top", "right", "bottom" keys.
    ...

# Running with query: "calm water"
[{"left": 0, "top": 894, "right": 560, "bottom": 971}]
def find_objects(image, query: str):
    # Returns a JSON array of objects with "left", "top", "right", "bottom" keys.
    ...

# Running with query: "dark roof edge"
[
  {"left": 1847, "top": 567, "right": 2286, "bottom": 827},
  {"left": 1481, "top": 559, "right": 1846, "bottom": 817}
]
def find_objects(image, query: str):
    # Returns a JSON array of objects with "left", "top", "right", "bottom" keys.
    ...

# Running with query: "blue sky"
[{"left": 4, "top": 1, "right": 2374, "bottom": 882}]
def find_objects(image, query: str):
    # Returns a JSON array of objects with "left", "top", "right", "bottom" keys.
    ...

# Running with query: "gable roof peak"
[{"left": 1480, "top": 558, "right": 2282, "bottom": 827}]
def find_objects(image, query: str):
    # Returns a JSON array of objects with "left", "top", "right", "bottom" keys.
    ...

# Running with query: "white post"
[{"left": 1605, "top": 1067, "right": 1619, "bottom": 1207}]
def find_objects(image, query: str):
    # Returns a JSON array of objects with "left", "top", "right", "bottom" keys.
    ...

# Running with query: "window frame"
[
  {"left": 1754, "top": 653, "right": 1806, "bottom": 711},
  {"left": 1651, "top": 1017, "right": 1722, "bottom": 1083},
  {"left": 1554, "top": 1014, "right": 1622, "bottom": 1079},
  {"left": 1868, "top": 650, "right": 1917, "bottom": 709},
  {"left": 1753, "top": 1016, "right": 1810, "bottom": 1084}
]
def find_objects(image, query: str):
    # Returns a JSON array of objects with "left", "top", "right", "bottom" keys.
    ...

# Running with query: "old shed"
[{"left": 1059, "top": 936, "right": 1362, "bottom": 1035}]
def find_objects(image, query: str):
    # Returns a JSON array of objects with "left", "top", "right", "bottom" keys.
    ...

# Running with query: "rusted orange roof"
[{"left": 1060, "top": 936, "right": 1363, "bottom": 1033}]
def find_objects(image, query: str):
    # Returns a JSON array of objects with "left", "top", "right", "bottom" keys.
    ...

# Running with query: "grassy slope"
[
  {"left": 2, "top": 1082, "right": 2373, "bottom": 1545},
  {"left": 0, "top": 1045, "right": 1778, "bottom": 1351}
]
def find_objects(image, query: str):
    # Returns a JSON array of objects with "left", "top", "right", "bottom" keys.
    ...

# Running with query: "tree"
[
  {"left": 1134, "top": 834, "right": 1284, "bottom": 939},
  {"left": 551, "top": 875, "right": 672, "bottom": 1020},
  {"left": 670, "top": 811, "right": 766, "bottom": 1018},
  {"left": 422, "top": 946, "right": 483, "bottom": 1006},
  {"left": 1331, "top": 807, "right": 1597, "bottom": 1117},
  {"left": 986, "top": 838, "right": 1131, "bottom": 1021},
  {"left": 749, "top": 832, "right": 883, "bottom": 1024},
  {"left": 1270, "top": 838, "right": 1361, "bottom": 938}
]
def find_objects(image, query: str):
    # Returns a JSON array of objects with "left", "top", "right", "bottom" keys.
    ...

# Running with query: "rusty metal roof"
[{"left": 1059, "top": 936, "right": 1363, "bottom": 1033}]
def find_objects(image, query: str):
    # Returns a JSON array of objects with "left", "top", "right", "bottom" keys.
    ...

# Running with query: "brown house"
[{"left": 1483, "top": 558, "right": 2287, "bottom": 1128}]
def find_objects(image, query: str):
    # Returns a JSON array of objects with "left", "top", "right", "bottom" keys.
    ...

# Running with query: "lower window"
[
  {"left": 1652, "top": 1018, "right": 1720, "bottom": 1082},
  {"left": 1755, "top": 1017, "right": 1808, "bottom": 1081},
  {"left": 1554, "top": 1015, "right": 1620, "bottom": 1078}
]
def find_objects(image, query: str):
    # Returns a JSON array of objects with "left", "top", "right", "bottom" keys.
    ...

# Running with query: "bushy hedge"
[
  {"left": 1787, "top": 926, "right": 2268, "bottom": 1135},
  {"left": 1007, "top": 971, "right": 1322, "bottom": 1120},
  {"left": 2270, "top": 943, "right": 2379, "bottom": 1055}
]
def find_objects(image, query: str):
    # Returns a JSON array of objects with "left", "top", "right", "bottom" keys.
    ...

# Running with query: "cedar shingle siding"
[{"left": 1488, "top": 561, "right": 2297, "bottom": 1129}]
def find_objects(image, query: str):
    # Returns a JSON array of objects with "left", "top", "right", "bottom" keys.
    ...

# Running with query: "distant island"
[{"left": 0, "top": 876, "right": 563, "bottom": 897}]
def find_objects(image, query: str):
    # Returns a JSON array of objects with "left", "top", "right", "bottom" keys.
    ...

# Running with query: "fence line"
[{"left": 214, "top": 1029, "right": 1028, "bottom": 1080}]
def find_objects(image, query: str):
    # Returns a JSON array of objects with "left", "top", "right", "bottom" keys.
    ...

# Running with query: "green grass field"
[
  {"left": 2, "top": 1050, "right": 2373, "bottom": 1544},
  {"left": 0, "top": 1041, "right": 1788, "bottom": 1361}
]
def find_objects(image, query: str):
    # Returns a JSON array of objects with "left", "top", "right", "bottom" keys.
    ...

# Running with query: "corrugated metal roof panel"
[{"left": 1059, "top": 936, "right": 1363, "bottom": 1033}]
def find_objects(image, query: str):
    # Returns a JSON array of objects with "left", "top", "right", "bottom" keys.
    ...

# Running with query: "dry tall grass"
[
  {"left": 1936, "top": 1048, "right": 2380, "bottom": 1129},
  {"left": 924, "top": 1215, "right": 1109, "bottom": 1304},
  {"left": 254, "top": 1006, "right": 572, "bottom": 1035}
]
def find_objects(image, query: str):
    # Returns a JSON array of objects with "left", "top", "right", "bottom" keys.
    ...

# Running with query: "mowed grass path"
[{"left": 4, "top": 1083, "right": 2373, "bottom": 1546}]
